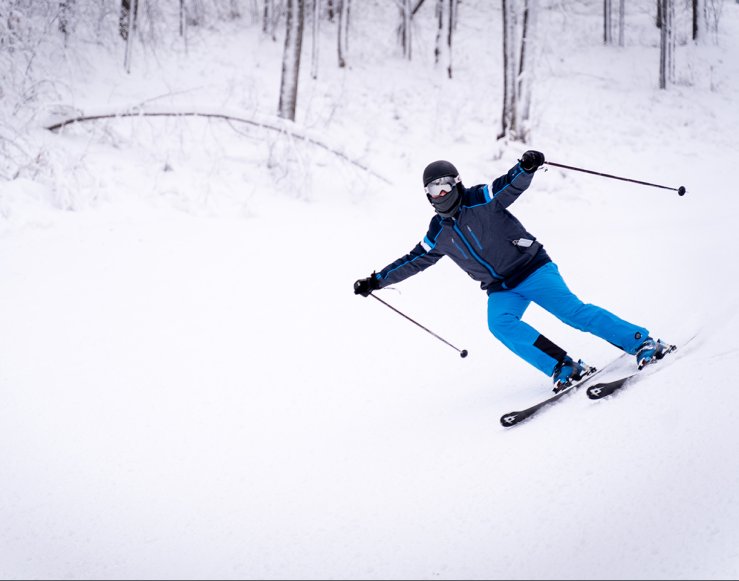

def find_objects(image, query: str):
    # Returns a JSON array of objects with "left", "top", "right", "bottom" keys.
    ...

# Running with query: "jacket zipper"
[{"left": 452, "top": 223, "right": 503, "bottom": 280}]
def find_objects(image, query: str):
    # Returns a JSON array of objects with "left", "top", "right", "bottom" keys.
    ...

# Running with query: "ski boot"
[
  {"left": 635, "top": 338, "right": 673, "bottom": 370},
  {"left": 552, "top": 356, "right": 594, "bottom": 393}
]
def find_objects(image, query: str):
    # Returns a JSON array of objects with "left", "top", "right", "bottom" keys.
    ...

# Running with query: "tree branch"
[
  {"left": 412, "top": 0, "right": 427, "bottom": 16},
  {"left": 45, "top": 109, "right": 390, "bottom": 184}
]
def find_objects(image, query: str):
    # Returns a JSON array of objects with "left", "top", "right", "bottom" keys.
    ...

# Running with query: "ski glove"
[
  {"left": 354, "top": 274, "right": 379, "bottom": 297},
  {"left": 520, "top": 150, "right": 545, "bottom": 173}
]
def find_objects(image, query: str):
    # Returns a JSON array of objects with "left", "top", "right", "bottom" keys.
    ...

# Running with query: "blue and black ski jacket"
[{"left": 375, "top": 162, "right": 551, "bottom": 294}]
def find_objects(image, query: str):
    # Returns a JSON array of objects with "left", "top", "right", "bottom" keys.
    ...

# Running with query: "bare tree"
[
  {"left": 434, "top": 0, "right": 444, "bottom": 65},
  {"left": 516, "top": 0, "right": 536, "bottom": 141},
  {"left": 58, "top": 0, "right": 75, "bottom": 40},
  {"left": 603, "top": 0, "right": 613, "bottom": 44},
  {"left": 704, "top": 0, "right": 725, "bottom": 43},
  {"left": 658, "top": 0, "right": 675, "bottom": 89},
  {"left": 263, "top": 0, "right": 281, "bottom": 40},
  {"left": 311, "top": 0, "right": 320, "bottom": 79},
  {"left": 123, "top": 0, "right": 139, "bottom": 73},
  {"left": 692, "top": 0, "right": 699, "bottom": 41},
  {"left": 337, "top": 0, "right": 350, "bottom": 67},
  {"left": 447, "top": 0, "right": 458, "bottom": 78},
  {"left": 278, "top": 0, "right": 305, "bottom": 121},
  {"left": 434, "top": 0, "right": 458, "bottom": 78},
  {"left": 119, "top": 0, "right": 139, "bottom": 40},
  {"left": 499, "top": 0, "right": 537, "bottom": 143},
  {"left": 398, "top": 0, "right": 412, "bottom": 60},
  {"left": 499, "top": 0, "right": 516, "bottom": 140}
]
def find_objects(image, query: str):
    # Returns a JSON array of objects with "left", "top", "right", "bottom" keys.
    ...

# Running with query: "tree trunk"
[
  {"left": 498, "top": 0, "right": 537, "bottom": 143},
  {"left": 603, "top": 0, "right": 612, "bottom": 44},
  {"left": 399, "top": 0, "right": 412, "bottom": 60},
  {"left": 658, "top": 0, "right": 674, "bottom": 89},
  {"left": 618, "top": 0, "right": 625, "bottom": 46},
  {"left": 59, "top": 0, "right": 75, "bottom": 39},
  {"left": 263, "top": 0, "right": 278, "bottom": 40},
  {"left": 517, "top": 0, "right": 536, "bottom": 142},
  {"left": 123, "top": 0, "right": 138, "bottom": 72},
  {"left": 278, "top": 0, "right": 305, "bottom": 121},
  {"left": 434, "top": 0, "right": 443, "bottom": 65},
  {"left": 311, "top": 0, "right": 320, "bottom": 79},
  {"left": 692, "top": 0, "right": 699, "bottom": 41},
  {"left": 337, "top": 0, "right": 349, "bottom": 68},
  {"left": 499, "top": 0, "right": 518, "bottom": 140},
  {"left": 120, "top": 0, "right": 139, "bottom": 40},
  {"left": 447, "top": 0, "right": 457, "bottom": 78},
  {"left": 434, "top": 0, "right": 456, "bottom": 76}
]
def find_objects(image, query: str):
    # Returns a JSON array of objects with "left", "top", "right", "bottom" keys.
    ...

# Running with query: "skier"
[{"left": 353, "top": 151, "right": 671, "bottom": 392}]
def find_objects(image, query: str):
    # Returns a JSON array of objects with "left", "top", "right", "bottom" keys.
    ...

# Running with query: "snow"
[{"left": 1, "top": 1, "right": 739, "bottom": 578}]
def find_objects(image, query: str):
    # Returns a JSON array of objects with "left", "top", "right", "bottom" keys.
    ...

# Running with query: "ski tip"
[
  {"left": 587, "top": 386, "right": 605, "bottom": 400},
  {"left": 500, "top": 414, "right": 518, "bottom": 427}
]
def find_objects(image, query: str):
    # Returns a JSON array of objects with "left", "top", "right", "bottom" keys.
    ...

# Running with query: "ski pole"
[
  {"left": 369, "top": 293, "right": 468, "bottom": 358},
  {"left": 544, "top": 160, "right": 686, "bottom": 196}
]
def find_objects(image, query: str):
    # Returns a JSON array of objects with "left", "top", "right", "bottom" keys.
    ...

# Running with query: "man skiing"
[{"left": 353, "top": 151, "right": 671, "bottom": 392}]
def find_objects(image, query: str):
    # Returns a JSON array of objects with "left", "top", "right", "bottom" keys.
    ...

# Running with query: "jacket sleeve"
[
  {"left": 375, "top": 231, "right": 445, "bottom": 289},
  {"left": 489, "top": 162, "right": 536, "bottom": 209}
]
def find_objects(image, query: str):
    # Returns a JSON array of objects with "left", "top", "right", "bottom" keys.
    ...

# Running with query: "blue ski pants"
[{"left": 487, "top": 262, "right": 649, "bottom": 376}]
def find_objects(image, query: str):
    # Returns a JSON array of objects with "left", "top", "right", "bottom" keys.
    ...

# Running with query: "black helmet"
[
  {"left": 422, "top": 160, "right": 463, "bottom": 218},
  {"left": 422, "top": 160, "right": 459, "bottom": 186}
]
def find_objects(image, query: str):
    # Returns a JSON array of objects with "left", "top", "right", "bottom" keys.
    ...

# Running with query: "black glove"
[
  {"left": 519, "top": 150, "right": 545, "bottom": 173},
  {"left": 354, "top": 274, "right": 379, "bottom": 297}
]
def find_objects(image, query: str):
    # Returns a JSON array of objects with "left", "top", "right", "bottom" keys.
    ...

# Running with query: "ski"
[
  {"left": 499, "top": 355, "right": 629, "bottom": 428},
  {"left": 586, "top": 342, "right": 678, "bottom": 400},
  {"left": 499, "top": 376, "right": 590, "bottom": 428}
]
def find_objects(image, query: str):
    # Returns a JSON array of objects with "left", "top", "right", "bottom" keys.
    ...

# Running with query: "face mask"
[{"left": 428, "top": 184, "right": 462, "bottom": 217}]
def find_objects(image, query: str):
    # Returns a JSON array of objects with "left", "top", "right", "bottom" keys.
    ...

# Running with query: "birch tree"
[
  {"left": 499, "top": 0, "right": 516, "bottom": 139},
  {"left": 398, "top": 0, "right": 412, "bottom": 60},
  {"left": 311, "top": 0, "right": 320, "bottom": 79},
  {"left": 263, "top": 0, "right": 280, "bottom": 40},
  {"left": 278, "top": 0, "right": 305, "bottom": 121},
  {"left": 337, "top": 0, "right": 350, "bottom": 68},
  {"left": 516, "top": 0, "right": 536, "bottom": 140},
  {"left": 704, "top": 0, "right": 725, "bottom": 44},
  {"left": 435, "top": 0, "right": 458, "bottom": 78},
  {"left": 498, "top": 0, "right": 537, "bottom": 143},
  {"left": 123, "top": 0, "right": 138, "bottom": 73},
  {"left": 658, "top": 0, "right": 675, "bottom": 89},
  {"left": 58, "top": 0, "right": 74, "bottom": 40},
  {"left": 603, "top": 0, "right": 613, "bottom": 44},
  {"left": 119, "top": 0, "right": 138, "bottom": 40},
  {"left": 435, "top": 0, "right": 444, "bottom": 65}
]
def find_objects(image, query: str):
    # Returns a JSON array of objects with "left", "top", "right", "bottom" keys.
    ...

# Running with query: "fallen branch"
[{"left": 45, "top": 109, "right": 390, "bottom": 184}]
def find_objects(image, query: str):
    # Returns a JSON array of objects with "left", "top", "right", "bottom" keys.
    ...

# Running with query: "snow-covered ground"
[{"left": 1, "top": 1, "right": 739, "bottom": 578}]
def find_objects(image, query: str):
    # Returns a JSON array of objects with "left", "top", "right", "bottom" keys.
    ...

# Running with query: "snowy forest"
[{"left": 2, "top": 0, "right": 739, "bottom": 579}]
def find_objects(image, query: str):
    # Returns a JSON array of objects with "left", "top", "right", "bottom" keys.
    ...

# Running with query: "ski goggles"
[{"left": 425, "top": 175, "right": 461, "bottom": 198}]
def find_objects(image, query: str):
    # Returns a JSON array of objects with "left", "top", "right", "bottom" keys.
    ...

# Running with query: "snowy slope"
[{"left": 1, "top": 1, "right": 739, "bottom": 579}]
